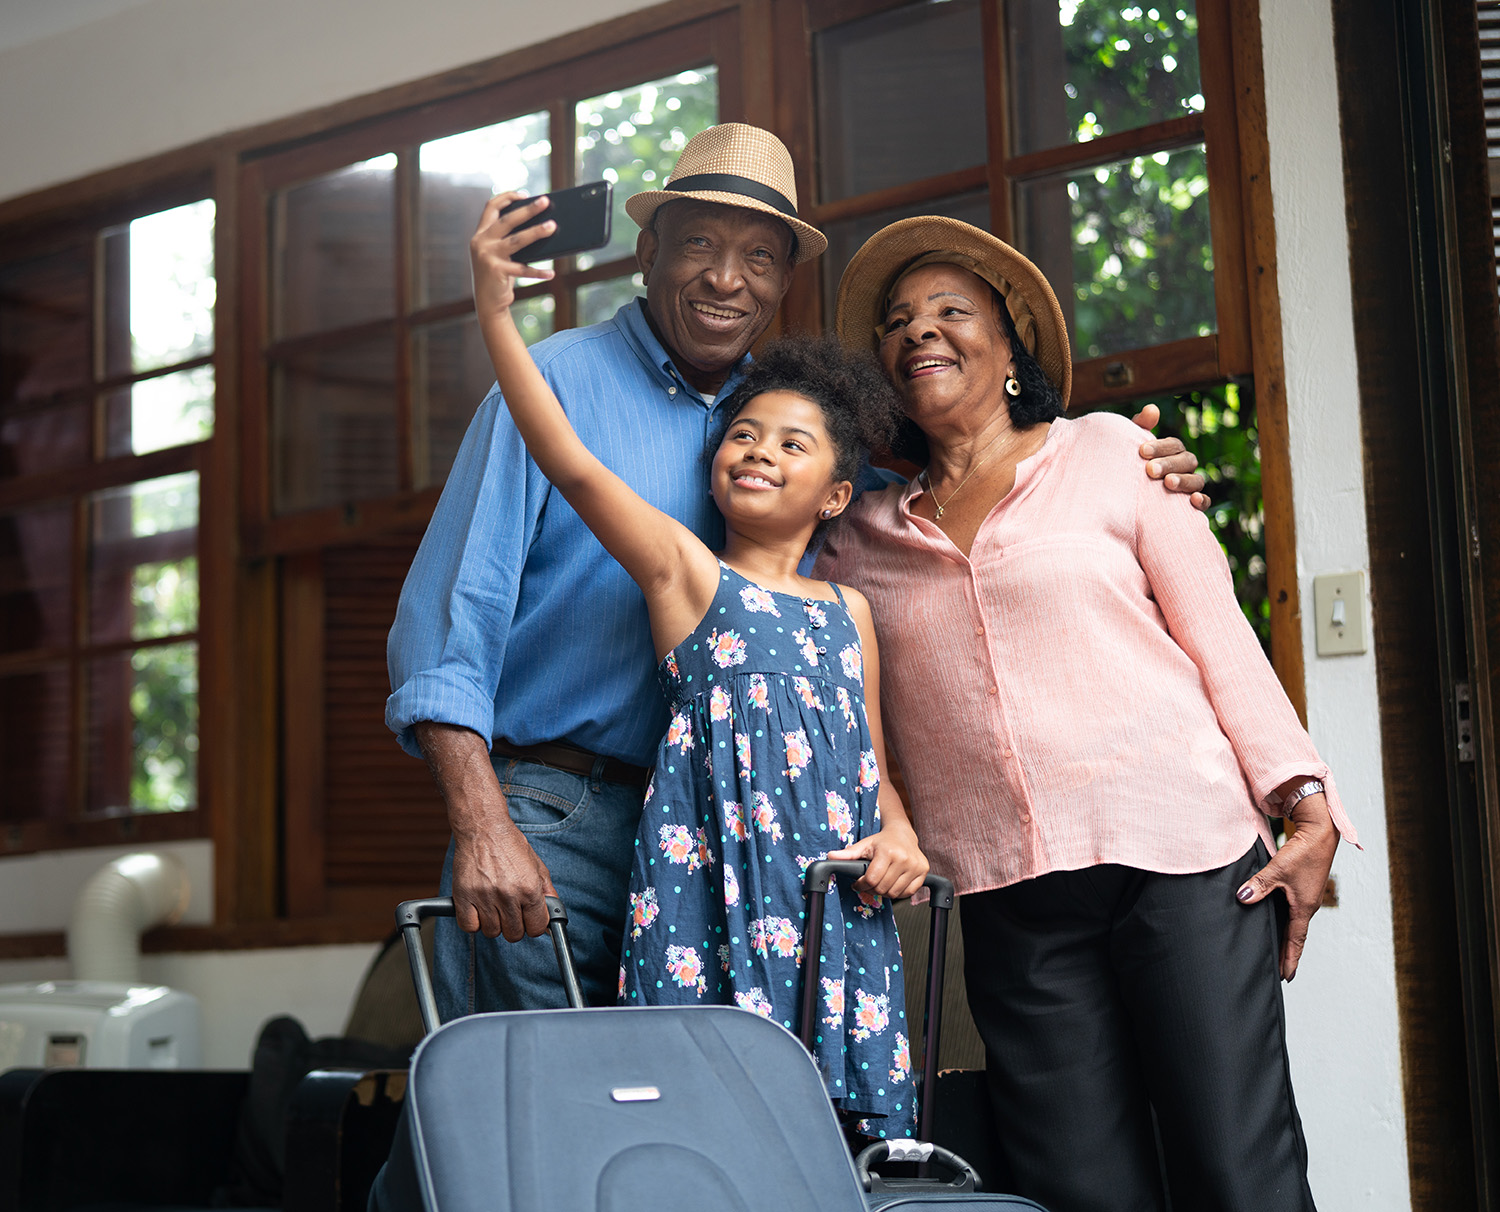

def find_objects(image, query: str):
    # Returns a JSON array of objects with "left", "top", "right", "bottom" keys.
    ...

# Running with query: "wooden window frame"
[{"left": 0, "top": 166, "right": 223, "bottom": 860}]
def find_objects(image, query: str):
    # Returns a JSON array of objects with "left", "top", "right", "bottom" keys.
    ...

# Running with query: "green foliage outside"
[
  {"left": 121, "top": 476, "right": 200, "bottom": 812},
  {"left": 1056, "top": 1, "right": 1202, "bottom": 141},
  {"left": 574, "top": 68, "right": 719, "bottom": 311},
  {"left": 1037, "top": 2, "right": 1214, "bottom": 358},
  {"left": 130, "top": 642, "right": 199, "bottom": 811},
  {"left": 1106, "top": 382, "right": 1269, "bottom": 654}
]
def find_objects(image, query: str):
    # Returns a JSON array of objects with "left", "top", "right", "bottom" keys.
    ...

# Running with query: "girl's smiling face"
[{"left": 710, "top": 390, "right": 852, "bottom": 534}]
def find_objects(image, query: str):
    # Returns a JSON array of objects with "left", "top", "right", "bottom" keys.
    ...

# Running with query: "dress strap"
[{"left": 830, "top": 582, "right": 847, "bottom": 606}]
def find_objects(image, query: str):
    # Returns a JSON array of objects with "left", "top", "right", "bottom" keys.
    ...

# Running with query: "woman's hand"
[
  {"left": 1132, "top": 403, "right": 1210, "bottom": 511},
  {"left": 1234, "top": 790, "right": 1341, "bottom": 981},
  {"left": 828, "top": 817, "right": 930, "bottom": 900},
  {"left": 470, "top": 192, "right": 556, "bottom": 325}
]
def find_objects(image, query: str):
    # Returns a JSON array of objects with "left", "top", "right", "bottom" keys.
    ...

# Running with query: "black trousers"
[{"left": 960, "top": 842, "right": 1316, "bottom": 1212}]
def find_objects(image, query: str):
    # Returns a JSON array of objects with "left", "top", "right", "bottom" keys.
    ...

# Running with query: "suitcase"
[
  {"left": 394, "top": 896, "right": 870, "bottom": 1211},
  {"left": 393, "top": 883, "right": 1051, "bottom": 1211},
  {"left": 800, "top": 861, "right": 1045, "bottom": 1210}
]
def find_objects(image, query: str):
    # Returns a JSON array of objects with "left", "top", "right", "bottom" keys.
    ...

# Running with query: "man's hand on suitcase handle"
[
  {"left": 415, "top": 721, "right": 559, "bottom": 943},
  {"left": 452, "top": 818, "right": 558, "bottom": 942}
]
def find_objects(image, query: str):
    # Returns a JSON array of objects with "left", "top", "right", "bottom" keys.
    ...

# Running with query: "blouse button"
[
  {"left": 987, "top": 685, "right": 997, "bottom": 695},
  {"left": 975, "top": 626, "right": 985, "bottom": 636},
  {"left": 1019, "top": 812, "right": 1032, "bottom": 824}
]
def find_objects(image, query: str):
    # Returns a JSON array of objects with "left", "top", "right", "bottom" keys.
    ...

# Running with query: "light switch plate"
[{"left": 1313, "top": 571, "right": 1368, "bottom": 656}]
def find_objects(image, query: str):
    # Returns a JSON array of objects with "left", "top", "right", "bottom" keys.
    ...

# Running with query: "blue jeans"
[{"left": 433, "top": 755, "right": 646, "bottom": 1016}]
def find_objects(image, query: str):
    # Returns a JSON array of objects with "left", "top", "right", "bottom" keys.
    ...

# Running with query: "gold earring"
[{"left": 1005, "top": 372, "right": 1022, "bottom": 397}]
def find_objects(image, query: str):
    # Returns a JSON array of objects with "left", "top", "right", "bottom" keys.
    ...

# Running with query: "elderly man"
[{"left": 385, "top": 123, "right": 1203, "bottom": 1017}]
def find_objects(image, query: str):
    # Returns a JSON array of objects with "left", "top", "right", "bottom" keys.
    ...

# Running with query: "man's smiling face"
[{"left": 636, "top": 200, "right": 796, "bottom": 395}]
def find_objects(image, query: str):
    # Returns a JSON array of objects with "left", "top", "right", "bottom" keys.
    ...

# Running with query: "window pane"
[
  {"left": 271, "top": 155, "right": 397, "bottom": 339},
  {"left": 88, "top": 472, "right": 199, "bottom": 645},
  {"left": 815, "top": 0, "right": 986, "bottom": 202},
  {"left": 104, "top": 200, "right": 216, "bottom": 376},
  {"left": 0, "top": 243, "right": 91, "bottom": 405},
  {"left": 575, "top": 68, "right": 719, "bottom": 268},
  {"left": 104, "top": 364, "right": 214, "bottom": 457},
  {"left": 1008, "top": 0, "right": 1204, "bottom": 156},
  {"left": 419, "top": 115, "right": 550, "bottom": 308},
  {"left": 86, "top": 643, "right": 198, "bottom": 814},
  {"left": 272, "top": 336, "right": 398, "bottom": 513},
  {"left": 1015, "top": 145, "right": 1214, "bottom": 359},
  {"left": 0, "top": 502, "right": 73, "bottom": 655},
  {"left": 822, "top": 191, "right": 992, "bottom": 325},
  {"left": 577, "top": 275, "right": 643, "bottom": 328},
  {"left": 0, "top": 665, "right": 72, "bottom": 822},
  {"left": 0, "top": 399, "right": 90, "bottom": 476}
]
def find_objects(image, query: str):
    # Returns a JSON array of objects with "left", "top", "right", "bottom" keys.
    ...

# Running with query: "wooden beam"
[{"left": 1229, "top": 0, "right": 1304, "bottom": 721}]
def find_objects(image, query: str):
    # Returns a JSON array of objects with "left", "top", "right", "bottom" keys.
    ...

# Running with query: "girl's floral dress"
[{"left": 619, "top": 562, "right": 914, "bottom": 1138}]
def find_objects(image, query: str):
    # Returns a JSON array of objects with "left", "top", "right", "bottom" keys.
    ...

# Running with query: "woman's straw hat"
[
  {"left": 625, "top": 123, "right": 827, "bottom": 263},
  {"left": 835, "top": 215, "right": 1072, "bottom": 407}
]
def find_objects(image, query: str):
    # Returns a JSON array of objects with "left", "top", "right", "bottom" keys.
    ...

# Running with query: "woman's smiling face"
[{"left": 877, "top": 262, "right": 1014, "bottom": 430}]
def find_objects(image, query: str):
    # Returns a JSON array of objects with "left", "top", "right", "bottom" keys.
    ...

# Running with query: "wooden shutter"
[{"left": 284, "top": 535, "right": 452, "bottom": 918}]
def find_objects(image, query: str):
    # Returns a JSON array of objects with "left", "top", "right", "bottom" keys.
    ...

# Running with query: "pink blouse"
[{"left": 817, "top": 412, "right": 1357, "bottom": 896}]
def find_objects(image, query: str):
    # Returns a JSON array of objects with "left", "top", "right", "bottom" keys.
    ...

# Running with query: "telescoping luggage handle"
[
  {"left": 799, "top": 860, "right": 955, "bottom": 1146},
  {"left": 395, "top": 895, "right": 585, "bottom": 1035}
]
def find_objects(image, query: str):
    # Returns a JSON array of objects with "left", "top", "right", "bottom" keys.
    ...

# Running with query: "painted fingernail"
[{"left": 1236, "top": 885, "right": 1254, "bottom": 902}]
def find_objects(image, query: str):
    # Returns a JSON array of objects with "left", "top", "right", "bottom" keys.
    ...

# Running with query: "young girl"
[{"left": 470, "top": 192, "right": 928, "bottom": 1139}]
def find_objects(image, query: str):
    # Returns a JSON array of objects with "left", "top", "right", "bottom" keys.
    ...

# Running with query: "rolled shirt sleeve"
[{"left": 386, "top": 382, "right": 549, "bottom": 758}]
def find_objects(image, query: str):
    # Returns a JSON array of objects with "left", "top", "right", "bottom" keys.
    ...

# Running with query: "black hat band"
[{"left": 663, "top": 173, "right": 798, "bottom": 219}]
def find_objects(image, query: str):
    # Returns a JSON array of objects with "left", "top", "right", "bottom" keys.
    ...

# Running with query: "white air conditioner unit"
[{"left": 0, "top": 980, "right": 201, "bottom": 1069}]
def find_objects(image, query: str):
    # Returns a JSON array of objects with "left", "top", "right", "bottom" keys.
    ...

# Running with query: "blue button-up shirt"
[{"left": 386, "top": 299, "right": 743, "bottom": 766}]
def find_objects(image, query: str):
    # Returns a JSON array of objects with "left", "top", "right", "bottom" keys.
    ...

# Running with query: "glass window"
[
  {"left": 271, "top": 155, "right": 397, "bottom": 339},
  {"left": 0, "top": 189, "right": 211, "bottom": 836},
  {"left": 815, "top": 0, "right": 986, "bottom": 202},
  {"left": 272, "top": 336, "right": 399, "bottom": 513},
  {"left": 1016, "top": 144, "right": 1215, "bottom": 359},
  {"left": 1008, "top": 0, "right": 1203, "bottom": 156},
  {"left": 420, "top": 115, "right": 551, "bottom": 308},
  {"left": 575, "top": 68, "right": 719, "bottom": 268}
]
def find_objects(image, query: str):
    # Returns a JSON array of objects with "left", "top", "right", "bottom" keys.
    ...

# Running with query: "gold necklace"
[{"left": 921, "top": 442, "right": 1001, "bottom": 519}]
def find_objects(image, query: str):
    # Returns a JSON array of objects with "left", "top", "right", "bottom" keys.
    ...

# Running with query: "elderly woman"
[{"left": 817, "top": 216, "right": 1358, "bottom": 1212}]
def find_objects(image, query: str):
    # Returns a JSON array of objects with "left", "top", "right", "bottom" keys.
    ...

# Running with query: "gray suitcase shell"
[{"left": 405, "top": 1005, "right": 871, "bottom": 1212}]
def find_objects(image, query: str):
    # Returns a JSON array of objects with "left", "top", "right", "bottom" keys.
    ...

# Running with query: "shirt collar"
[{"left": 613, "top": 297, "right": 751, "bottom": 407}]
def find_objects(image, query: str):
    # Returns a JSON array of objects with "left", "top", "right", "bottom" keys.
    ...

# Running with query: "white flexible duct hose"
[{"left": 67, "top": 852, "right": 191, "bottom": 984}]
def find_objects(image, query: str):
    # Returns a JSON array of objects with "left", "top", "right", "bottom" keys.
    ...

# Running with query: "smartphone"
[{"left": 501, "top": 181, "right": 613, "bottom": 262}]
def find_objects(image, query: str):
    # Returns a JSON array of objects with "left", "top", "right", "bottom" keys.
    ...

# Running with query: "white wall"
[
  {"left": 0, "top": 0, "right": 1411, "bottom": 1201},
  {"left": 1262, "top": 0, "right": 1410, "bottom": 1207},
  {"left": 0, "top": 0, "right": 649, "bottom": 202}
]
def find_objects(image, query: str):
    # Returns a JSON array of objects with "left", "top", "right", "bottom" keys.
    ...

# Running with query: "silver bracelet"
[{"left": 1278, "top": 779, "right": 1325, "bottom": 815}]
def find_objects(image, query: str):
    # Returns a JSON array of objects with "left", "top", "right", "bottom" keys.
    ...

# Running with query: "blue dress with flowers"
[{"left": 618, "top": 561, "right": 915, "bottom": 1138}]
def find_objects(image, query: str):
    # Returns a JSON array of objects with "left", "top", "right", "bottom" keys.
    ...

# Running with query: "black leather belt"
[{"left": 493, "top": 738, "right": 651, "bottom": 787}]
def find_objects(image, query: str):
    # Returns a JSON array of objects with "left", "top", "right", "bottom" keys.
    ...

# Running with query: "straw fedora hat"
[
  {"left": 835, "top": 216, "right": 1072, "bottom": 407},
  {"left": 624, "top": 123, "right": 827, "bottom": 263}
]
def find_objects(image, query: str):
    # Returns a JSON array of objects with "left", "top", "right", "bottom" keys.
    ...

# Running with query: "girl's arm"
[
  {"left": 470, "top": 193, "right": 718, "bottom": 651},
  {"left": 828, "top": 586, "right": 929, "bottom": 899}
]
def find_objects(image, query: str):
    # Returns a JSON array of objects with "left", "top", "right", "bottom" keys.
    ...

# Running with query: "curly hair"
[
  {"left": 890, "top": 283, "right": 1064, "bottom": 466},
  {"left": 714, "top": 334, "right": 901, "bottom": 485}
]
